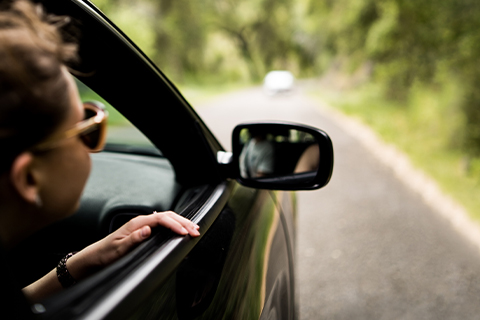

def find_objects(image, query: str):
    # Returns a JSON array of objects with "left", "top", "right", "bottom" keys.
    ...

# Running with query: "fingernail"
[{"left": 141, "top": 227, "right": 148, "bottom": 238}]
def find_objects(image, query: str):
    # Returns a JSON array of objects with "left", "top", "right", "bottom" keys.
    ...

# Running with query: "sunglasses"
[{"left": 33, "top": 101, "right": 108, "bottom": 153}]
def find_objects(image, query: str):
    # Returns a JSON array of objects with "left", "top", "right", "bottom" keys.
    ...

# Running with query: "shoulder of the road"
[{"left": 314, "top": 99, "right": 480, "bottom": 252}]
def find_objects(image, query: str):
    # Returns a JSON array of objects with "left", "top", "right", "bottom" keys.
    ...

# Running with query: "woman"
[{"left": 0, "top": 0, "right": 200, "bottom": 303}]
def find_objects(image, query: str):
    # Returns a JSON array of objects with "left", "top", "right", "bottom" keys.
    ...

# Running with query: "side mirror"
[{"left": 230, "top": 122, "right": 334, "bottom": 190}]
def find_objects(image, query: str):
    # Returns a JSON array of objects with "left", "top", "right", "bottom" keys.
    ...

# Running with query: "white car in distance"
[{"left": 263, "top": 70, "right": 295, "bottom": 95}]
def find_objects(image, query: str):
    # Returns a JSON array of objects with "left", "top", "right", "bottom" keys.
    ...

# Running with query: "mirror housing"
[{"left": 229, "top": 122, "right": 334, "bottom": 190}]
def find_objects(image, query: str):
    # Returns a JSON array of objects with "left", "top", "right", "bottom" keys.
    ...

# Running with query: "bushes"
[{"left": 309, "top": 0, "right": 480, "bottom": 155}]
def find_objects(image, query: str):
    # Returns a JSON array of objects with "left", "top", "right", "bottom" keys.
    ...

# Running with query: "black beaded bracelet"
[{"left": 56, "top": 252, "right": 77, "bottom": 288}]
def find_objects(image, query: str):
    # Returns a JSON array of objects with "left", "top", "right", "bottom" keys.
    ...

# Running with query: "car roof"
[{"left": 41, "top": 0, "right": 224, "bottom": 187}]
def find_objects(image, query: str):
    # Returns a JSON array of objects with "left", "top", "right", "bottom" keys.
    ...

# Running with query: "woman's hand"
[
  {"left": 23, "top": 211, "right": 198, "bottom": 302},
  {"left": 67, "top": 211, "right": 200, "bottom": 280}
]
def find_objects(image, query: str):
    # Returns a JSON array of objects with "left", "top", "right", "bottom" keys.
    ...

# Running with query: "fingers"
[
  {"left": 113, "top": 211, "right": 199, "bottom": 260},
  {"left": 124, "top": 211, "right": 200, "bottom": 238},
  {"left": 103, "top": 225, "right": 151, "bottom": 264},
  {"left": 153, "top": 211, "right": 200, "bottom": 237},
  {"left": 95, "top": 212, "right": 199, "bottom": 268},
  {"left": 126, "top": 225, "right": 151, "bottom": 247}
]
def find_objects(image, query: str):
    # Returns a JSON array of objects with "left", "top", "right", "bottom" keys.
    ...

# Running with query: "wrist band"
[{"left": 56, "top": 252, "right": 78, "bottom": 288}]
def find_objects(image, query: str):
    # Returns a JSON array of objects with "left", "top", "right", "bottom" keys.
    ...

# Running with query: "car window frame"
[{"left": 43, "top": 0, "right": 224, "bottom": 187}]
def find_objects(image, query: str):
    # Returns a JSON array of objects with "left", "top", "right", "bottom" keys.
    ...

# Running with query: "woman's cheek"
[{"left": 43, "top": 143, "right": 92, "bottom": 221}]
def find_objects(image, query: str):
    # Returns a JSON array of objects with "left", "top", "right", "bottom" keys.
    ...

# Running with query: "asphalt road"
[{"left": 194, "top": 85, "right": 480, "bottom": 320}]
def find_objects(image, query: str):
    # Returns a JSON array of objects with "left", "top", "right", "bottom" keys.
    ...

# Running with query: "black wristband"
[{"left": 56, "top": 252, "right": 77, "bottom": 288}]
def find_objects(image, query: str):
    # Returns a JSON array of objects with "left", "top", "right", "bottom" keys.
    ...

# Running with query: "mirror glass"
[{"left": 238, "top": 127, "right": 320, "bottom": 180}]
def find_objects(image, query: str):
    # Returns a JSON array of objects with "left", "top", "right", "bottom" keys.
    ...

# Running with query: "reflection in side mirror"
[
  {"left": 239, "top": 127, "right": 318, "bottom": 179},
  {"left": 232, "top": 122, "right": 333, "bottom": 191},
  {"left": 294, "top": 144, "right": 320, "bottom": 173}
]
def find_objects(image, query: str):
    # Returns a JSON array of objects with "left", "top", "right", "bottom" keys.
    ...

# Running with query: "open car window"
[{"left": 75, "top": 78, "right": 162, "bottom": 156}]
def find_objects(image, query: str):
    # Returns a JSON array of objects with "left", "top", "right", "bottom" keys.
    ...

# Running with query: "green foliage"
[
  {"left": 90, "top": 0, "right": 480, "bottom": 155},
  {"left": 308, "top": 0, "right": 480, "bottom": 155},
  {"left": 91, "top": 0, "right": 312, "bottom": 83}
]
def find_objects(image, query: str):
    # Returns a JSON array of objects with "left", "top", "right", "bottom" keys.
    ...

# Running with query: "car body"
[
  {"left": 2, "top": 0, "right": 333, "bottom": 319},
  {"left": 263, "top": 70, "right": 295, "bottom": 95}
]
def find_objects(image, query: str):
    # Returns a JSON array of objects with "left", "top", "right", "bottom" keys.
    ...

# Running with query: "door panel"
[{"left": 116, "top": 184, "right": 293, "bottom": 320}]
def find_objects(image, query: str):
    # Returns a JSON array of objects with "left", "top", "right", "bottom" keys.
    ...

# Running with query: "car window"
[{"left": 75, "top": 78, "right": 160, "bottom": 152}]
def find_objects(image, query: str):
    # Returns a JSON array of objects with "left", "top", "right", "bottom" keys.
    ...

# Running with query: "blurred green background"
[{"left": 91, "top": 0, "right": 480, "bottom": 220}]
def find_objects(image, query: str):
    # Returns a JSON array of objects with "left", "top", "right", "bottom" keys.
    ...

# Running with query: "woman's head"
[
  {"left": 0, "top": 0, "right": 78, "bottom": 172},
  {"left": 0, "top": 0, "right": 92, "bottom": 247}
]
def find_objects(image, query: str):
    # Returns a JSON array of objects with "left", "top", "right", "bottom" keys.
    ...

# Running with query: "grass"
[
  {"left": 310, "top": 81, "right": 480, "bottom": 221},
  {"left": 177, "top": 82, "right": 251, "bottom": 107}
]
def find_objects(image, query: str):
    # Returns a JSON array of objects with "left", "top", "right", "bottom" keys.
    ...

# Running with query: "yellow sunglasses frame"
[{"left": 33, "top": 101, "right": 108, "bottom": 153}]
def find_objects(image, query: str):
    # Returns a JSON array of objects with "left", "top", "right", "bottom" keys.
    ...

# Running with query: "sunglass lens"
[
  {"left": 80, "top": 124, "right": 100, "bottom": 150},
  {"left": 80, "top": 108, "right": 99, "bottom": 150},
  {"left": 82, "top": 102, "right": 107, "bottom": 152}
]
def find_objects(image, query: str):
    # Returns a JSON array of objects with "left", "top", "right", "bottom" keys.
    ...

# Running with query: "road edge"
[{"left": 312, "top": 98, "right": 480, "bottom": 252}]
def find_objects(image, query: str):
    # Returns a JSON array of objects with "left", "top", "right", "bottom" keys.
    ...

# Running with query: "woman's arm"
[{"left": 23, "top": 211, "right": 200, "bottom": 302}]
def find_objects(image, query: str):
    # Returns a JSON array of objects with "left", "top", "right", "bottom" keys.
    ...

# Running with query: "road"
[{"left": 194, "top": 85, "right": 480, "bottom": 320}]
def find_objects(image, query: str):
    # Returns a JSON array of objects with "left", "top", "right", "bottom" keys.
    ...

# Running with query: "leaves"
[{"left": 92, "top": 0, "right": 480, "bottom": 153}]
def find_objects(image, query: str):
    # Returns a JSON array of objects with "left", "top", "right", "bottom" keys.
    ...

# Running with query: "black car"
[{"left": 3, "top": 0, "right": 333, "bottom": 319}]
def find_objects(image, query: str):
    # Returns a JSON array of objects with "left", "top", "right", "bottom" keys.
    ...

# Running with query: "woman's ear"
[{"left": 10, "top": 152, "right": 39, "bottom": 205}]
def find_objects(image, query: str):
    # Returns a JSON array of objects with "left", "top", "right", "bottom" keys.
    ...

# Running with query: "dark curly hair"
[{"left": 0, "top": 0, "right": 78, "bottom": 172}]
